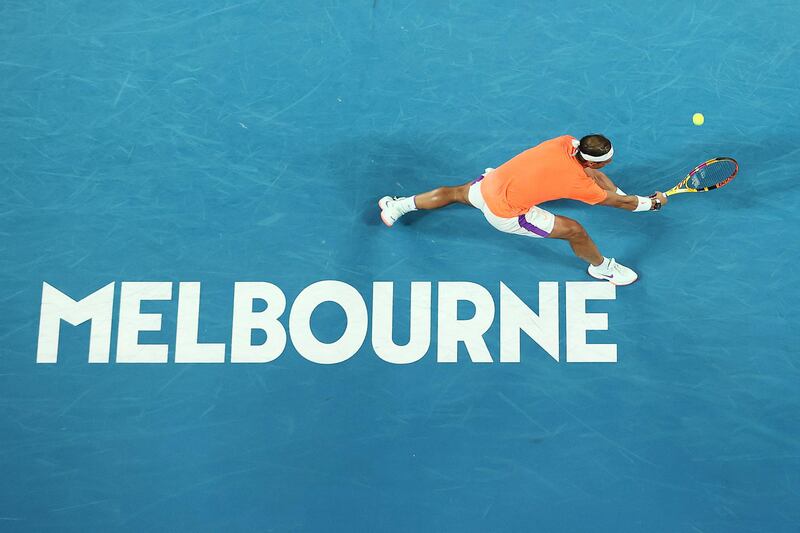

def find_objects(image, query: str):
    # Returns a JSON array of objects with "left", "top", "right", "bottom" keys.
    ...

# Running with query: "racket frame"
[{"left": 664, "top": 157, "right": 738, "bottom": 196}]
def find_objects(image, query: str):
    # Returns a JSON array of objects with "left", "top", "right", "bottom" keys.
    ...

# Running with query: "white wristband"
[
  {"left": 634, "top": 195, "right": 652, "bottom": 212},
  {"left": 615, "top": 187, "right": 626, "bottom": 195}
]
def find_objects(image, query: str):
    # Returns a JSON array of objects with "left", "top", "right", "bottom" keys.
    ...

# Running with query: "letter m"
[{"left": 36, "top": 282, "right": 115, "bottom": 363}]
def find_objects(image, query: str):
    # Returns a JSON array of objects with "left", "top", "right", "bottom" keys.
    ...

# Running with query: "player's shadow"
[{"left": 322, "top": 133, "right": 474, "bottom": 228}]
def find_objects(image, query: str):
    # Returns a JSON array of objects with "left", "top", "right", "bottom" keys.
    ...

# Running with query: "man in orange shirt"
[{"left": 378, "top": 134, "right": 667, "bottom": 286}]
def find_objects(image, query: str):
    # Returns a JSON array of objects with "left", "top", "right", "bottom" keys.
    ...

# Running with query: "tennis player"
[{"left": 378, "top": 134, "right": 667, "bottom": 285}]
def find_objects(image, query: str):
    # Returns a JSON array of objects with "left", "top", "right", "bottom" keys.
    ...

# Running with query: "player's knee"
[
  {"left": 570, "top": 223, "right": 589, "bottom": 241},
  {"left": 455, "top": 184, "right": 472, "bottom": 204},
  {"left": 440, "top": 184, "right": 468, "bottom": 204},
  {"left": 561, "top": 219, "right": 588, "bottom": 240}
]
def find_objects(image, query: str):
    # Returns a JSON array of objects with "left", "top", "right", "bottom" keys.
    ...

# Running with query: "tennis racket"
[{"left": 664, "top": 157, "right": 738, "bottom": 196}]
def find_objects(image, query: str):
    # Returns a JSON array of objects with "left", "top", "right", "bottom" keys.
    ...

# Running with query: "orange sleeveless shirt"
[{"left": 480, "top": 135, "right": 608, "bottom": 217}]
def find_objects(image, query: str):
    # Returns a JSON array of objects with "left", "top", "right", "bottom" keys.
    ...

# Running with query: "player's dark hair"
[{"left": 577, "top": 134, "right": 612, "bottom": 161}]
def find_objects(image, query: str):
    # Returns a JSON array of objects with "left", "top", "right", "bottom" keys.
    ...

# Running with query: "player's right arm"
[{"left": 599, "top": 191, "right": 668, "bottom": 211}]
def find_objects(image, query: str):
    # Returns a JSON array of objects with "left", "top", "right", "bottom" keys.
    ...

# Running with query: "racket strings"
[{"left": 688, "top": 160, "right": 737, "bottom": 189}]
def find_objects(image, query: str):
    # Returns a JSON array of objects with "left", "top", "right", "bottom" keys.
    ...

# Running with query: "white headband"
[{"left": 571, "top": 138, "right": 614, "bottom": 162}]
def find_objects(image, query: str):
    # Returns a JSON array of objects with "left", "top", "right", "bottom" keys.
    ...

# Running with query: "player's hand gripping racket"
[{"left": 664, "top": 157, "right": 738, "bottom": 196}]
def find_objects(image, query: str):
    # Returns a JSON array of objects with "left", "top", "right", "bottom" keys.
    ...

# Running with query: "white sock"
[
  {"left": 397, "top": 196, "right": 417, "bottom": 213},
  {"left": 596, "top": 256, "right": 611, "bottom": 270}
]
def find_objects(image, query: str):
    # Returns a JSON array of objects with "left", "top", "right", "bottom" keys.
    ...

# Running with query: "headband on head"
[{"left": 571, "top": 138, "right": 614, "bottom": 163}]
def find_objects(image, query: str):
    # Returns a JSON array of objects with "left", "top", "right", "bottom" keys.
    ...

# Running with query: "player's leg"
[
  {"left": 413, "top": 182, "right": 472, "bottom": 208},
  {"left": 548, "top": 215, "right": 638, "bottom": 285},
  {"left": 379, "top": 179, "right": 475, "bottom": 227},
  {"left": 547, "top": 216, "right": 604, "bottom": 265}
]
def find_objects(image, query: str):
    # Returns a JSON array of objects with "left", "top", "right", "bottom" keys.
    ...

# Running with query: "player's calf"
[
  {"left": 379, "top": 182, "right": 472, "bottom": 227},
  {"left": 549, "top": 216, "right": 638, "bottom": 286}
]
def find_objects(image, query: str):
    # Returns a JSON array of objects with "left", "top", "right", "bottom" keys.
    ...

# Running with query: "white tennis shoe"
[
  {"left": 587, "top": 258, "right": 638, "bottom": 286},
  {"left": 379, "top": 196, "right": 406, "bottom": 227}
]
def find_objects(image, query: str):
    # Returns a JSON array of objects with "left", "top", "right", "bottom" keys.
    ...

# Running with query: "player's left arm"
[
  {"left": 576, "top": 171, "right": 667, "bottom": 211},
  {"left": 599, "top": 191, "right": 668, "bottom": 211}
]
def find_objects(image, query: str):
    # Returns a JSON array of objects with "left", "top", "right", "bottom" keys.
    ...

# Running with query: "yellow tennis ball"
[{"left": 692, "top": 113, "right": 705, "bottom": 126}]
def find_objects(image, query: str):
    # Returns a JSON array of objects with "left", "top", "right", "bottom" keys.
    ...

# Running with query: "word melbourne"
[{"left": 36, "top": 281, "right": 620, "bottom": 364}]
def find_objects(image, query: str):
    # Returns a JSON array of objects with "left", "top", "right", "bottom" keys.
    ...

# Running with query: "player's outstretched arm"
[
  {"left": 599, "top": 191, "right": 668, "bottom": 211},
  {"left": 584, "top": 168, "right": 618, "bottom": 193}
]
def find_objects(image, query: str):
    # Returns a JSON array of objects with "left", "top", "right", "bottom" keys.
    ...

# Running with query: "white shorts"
[{"left": 467, "top": 175, "right": 555, "bottom": 238}]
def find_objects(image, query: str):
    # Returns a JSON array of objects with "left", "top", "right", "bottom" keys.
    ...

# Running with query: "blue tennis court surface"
[{"left": 2, "top": 1, "right": 799, "bottom": 531}]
